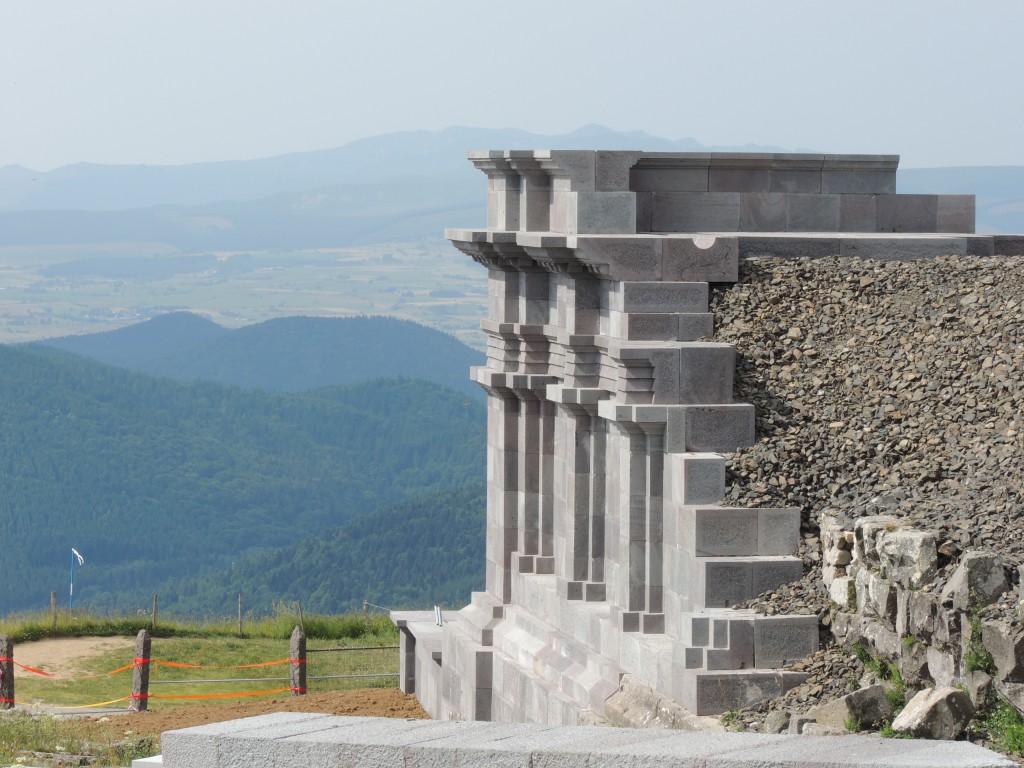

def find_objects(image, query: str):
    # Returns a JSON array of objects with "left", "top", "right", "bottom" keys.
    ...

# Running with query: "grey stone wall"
[{"left": 393, "top": 150, "right": 1022, "bottom": 725}]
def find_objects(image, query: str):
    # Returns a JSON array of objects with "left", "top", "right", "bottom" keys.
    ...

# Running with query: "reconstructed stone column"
[{"left": 485, "top": 386, "right": 519, "bottom": 604}]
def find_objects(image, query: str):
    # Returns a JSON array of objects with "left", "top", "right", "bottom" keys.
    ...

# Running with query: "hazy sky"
[{"left": 1, "top": 1, "right": 1021, "bottom": 171}]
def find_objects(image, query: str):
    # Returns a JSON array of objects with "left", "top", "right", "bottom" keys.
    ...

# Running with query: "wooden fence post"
[
  {"left": 237, "top": 593, "right": 243, "bottom": 638},
  {"left": 0, "top": 634, "right": 13, "bottom": 709},
  {"left": 50, "top": 592, "right": 58, "bottom": 633},
  {"left": 151, "top": 594, "right": 158, "bottom": 632},
  {"left": 290, "top": 625, "right": 306, "bottom": 697},
  {"left": 131, "top": 629, "right": 151, "bottom": 712},
  {"left": 297, "top": 600, "right": 305, "bottom": 634}
]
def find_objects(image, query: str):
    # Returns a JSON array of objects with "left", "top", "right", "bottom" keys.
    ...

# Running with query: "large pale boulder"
[
  {"left": 877, "top": 529, "right": 937, "bottom": 589},
  {"left": 982, "top": 621, "right": 1024, "bottom": 682},
  {"left": 891, "top": 687, "right": 975, "bottom": 739},
  {"left": 809, "top": 684, "right": 893, "bottom": 730},
  {"left": 940, "top": 552, "right": 1009, "bottom": 612}
]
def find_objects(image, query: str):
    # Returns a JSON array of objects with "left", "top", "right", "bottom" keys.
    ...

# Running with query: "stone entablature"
[
  {"left": 473, "top": 150, "right": 973, "bottom": 236},
  {"left": 393, "top": 150, "right": 1021, "bottom": 725}
]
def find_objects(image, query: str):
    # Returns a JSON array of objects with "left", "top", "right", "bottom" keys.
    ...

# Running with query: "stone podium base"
[{"left": 151, "top": 712, "right": 1014, "bottom": 767}]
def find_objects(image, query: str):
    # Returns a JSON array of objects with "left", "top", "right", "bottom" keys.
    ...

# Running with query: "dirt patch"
[
  {"left": 11, "top": 637, "right": 134, "bottom": 678},
  {"left": 77, "top": 688, "right": 427, "bottom": 743}
]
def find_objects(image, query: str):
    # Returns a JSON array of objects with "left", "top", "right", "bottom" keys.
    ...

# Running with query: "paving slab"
[{"left": 155, "top": 715, "right": 1016, "bottom": 767}]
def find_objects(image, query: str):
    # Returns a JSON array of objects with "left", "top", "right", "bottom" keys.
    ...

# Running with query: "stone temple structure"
[{"left": 392, "top": 151, "right": 1023, "bottom": 723}]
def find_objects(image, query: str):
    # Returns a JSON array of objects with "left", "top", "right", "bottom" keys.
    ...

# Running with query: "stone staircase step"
[
  {"left": 677, "top": 506, "right": 800, "bottom": 558},
  {"left": 687, "top": 556, "right": 804, "bottom": 610}
]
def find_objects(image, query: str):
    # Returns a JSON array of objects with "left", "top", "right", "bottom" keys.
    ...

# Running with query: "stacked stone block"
[{"left": 393, "top": 149, "right": 1006, "bottom": 723}]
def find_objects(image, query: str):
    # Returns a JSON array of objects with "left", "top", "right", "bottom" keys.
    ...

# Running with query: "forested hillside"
[
  {"left": 0, "top": 344, "right": 484, "bottom": 614},
  {"left": 151, "top": 484, "right": 486, "bottom": 615},
  {"left": 33, "top": 314, "right": 483, "bottom": 397}
]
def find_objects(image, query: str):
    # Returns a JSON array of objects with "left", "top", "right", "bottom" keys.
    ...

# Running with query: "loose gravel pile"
[
  {"left": 706, "top": 254, "right": 1024, "bottom": 732},
  {"left": 710, "top": 255, "right": 1024, "bottom": 615}
]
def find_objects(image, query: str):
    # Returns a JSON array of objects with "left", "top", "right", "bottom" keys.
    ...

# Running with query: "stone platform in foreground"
[{"left": 151, "top": 712, "right": 1014, "bottom": 767}]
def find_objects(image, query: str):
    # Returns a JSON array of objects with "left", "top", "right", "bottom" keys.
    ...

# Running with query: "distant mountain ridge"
[
  {"left": 32, "top": 313, "right": 484, "bottom": 397},
  {"left": 0, "top": 125, "right": 788, "bottom": 212},
  {"left": 0, "top": 125, "right": 1019, "bottom": 249}
]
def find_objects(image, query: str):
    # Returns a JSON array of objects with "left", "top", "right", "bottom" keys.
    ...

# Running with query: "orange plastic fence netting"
[
  {"left": 1, "top": 656, "right": 303, "bottom": 680},
  {"left": 0, "top": 696, "right": 132, "bottom": 708},
  {"left": 145, "top": 658, "right": 303, "bottom": 671},
  {"left": 130, "top": 687, "right": 301, "bottom": 701}
]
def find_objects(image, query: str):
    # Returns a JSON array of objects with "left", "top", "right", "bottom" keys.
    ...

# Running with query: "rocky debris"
[
  {"left": 891, "top": 686, "right": 975, "bottom": 740},
  {"left": 724, "top": 643, "right": 865, "bottom": 731},
  {"left": 602, "top": 674, "right": 723, "bottom": 731},
  {"left": 965, "top": 671, "right": 995, "bottom": 709},
  {"left": 808, "top": 684, "right": 894, "bottom": 731},
  {"left": 711, "top": 255, "right": 1024, "bottom": 619},
  {"left": 943, "top": 553, "right": 1011, "bottom": 612},
  {"left": 707, "top": 255, "right": 1024, "bottom": 754},
  {"left": 983, "top": 622, "right": 1024, "bottom": 682}
]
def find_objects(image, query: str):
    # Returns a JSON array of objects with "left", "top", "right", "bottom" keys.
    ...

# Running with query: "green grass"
[
  {"left": 2, "top": 608, "right": 399, "bottom": 710},
  {"left": 0, "top": 710, "right": 157, "bottom": 767},
  {"left": 0, "top": 606, "right": 397, "bottom": 643},
  {"left": 983, "top": 699, "right": 1024, "bottom": 756}
]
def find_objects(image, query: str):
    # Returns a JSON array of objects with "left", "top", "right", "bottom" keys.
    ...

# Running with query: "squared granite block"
[
  {"left": 576, "top": 236, "right": 663, "bottom": 282},
  {"left": 550, "top": 189, "right": 571, "bottom": 233},
  {"left": 678, "top": 343, "right": 735, "bottom": 405},
  {"left": 753, "top": 615, "right": 820, "bottom": 668},
  {"left": 737, "top": 236, "right": 842, "bottom": 259},
  {"left": 840, "top": 236, "right": 965, "bottom": 259},
  {"left": 876, "top": 194, "right": 939, "bottom": 232},
  {"left": 691, "top": 671, "right": 783, "bottom": 715},
  {"left": 709, "top": 168, "right": 771, "bottom": 193},
  {"left": 994, "top": 235, "right": 1024, "bottom": 256},
  {"left": 786, "top": 193, "right": 841, "bottom": 231},
  {"left": 693, "top": 507, "right": 758, "bottom": 556},
  {"left": 965, "top": 236, "right": 995, "bottom": 256},
  {"left": 936, "top": 194, "right": 975, "bottom": 233},
  {"left": 680, "top": 404, "right": 755, "bottom": 453},
  {"left": 769, "top": 168, "right": 822, "bottom": 193},
  {"left": 751, "top": 558, "right": 803, "bottom": 596},
  {"left": 839, "top": 194, "right": 877, "bottom": 232},
  {"left": 685, "top": 615, "right": 710, "bottom": 646},
  {"left": 685, "top": 646, "right": 704, "bottom": 669},
  {"left": 666, "top": 452, "right": 725, "bottom": 505},
  {"left": 622, "top": 281, "right": 708, "bottom": 313},
  {"left": 620, "top": 313, "right": 680, "bottom": 341},
  {"left": 757, "top": 508, "right": 800, "bottom": 556},
  {"left": 662, "top": 235, "right": 739, "bottom": 282},
  {"left": 596, "top": 151, "right": 641, "bottom": 192},
  {"left": 652, "top": 192, "right": 741, "bottom": 232},
  {"left": 712, "top": 618, "right": 729, "bottom": 649},
  {"left": 706, "top": 620, "right": 753, "bottom": 670},
  {"left": 821, "top": 165, "right": 896, "bottom": 194},
  {"left": 677, "top": 313, "right": 715, "bottom": 341},
  {"left": 548, "top": 150, "right": 597, "bottom": 191},
  {"left": 630, "top": 166, "right": 709, "bottom": 193},
  {"left": 570, "top": 191, "right": 636, "bottom": 235},
  {"left": 474, "top": 650, "right": 494, "bottom": 689},
  {"left": 701, "top": 560, "right": 753, "bottom": 608},
  {"left": 739, "top": 193, "right": 787, "bottom": 231},
  {"left": 642, "top": 612, "right": 666, "bottom": 634},
  {"left": 585, "top": 582, "right": 606, "bottom": 602},
  {"left": 520, "top": 175, "right": 551, "bottom": 232},
  {"left": 634, "top": 190, "right": 654, "bottom": 232}
]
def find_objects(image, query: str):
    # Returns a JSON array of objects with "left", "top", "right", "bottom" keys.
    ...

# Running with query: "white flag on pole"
[{"left": 72, "top": 548, "right": 85, "bottom": 566}]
